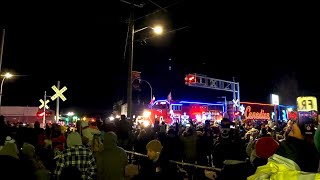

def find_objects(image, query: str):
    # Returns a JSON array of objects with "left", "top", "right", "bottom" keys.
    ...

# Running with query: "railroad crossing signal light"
[
  {"left": 37, "top": 110, "right": 51, "bottom": 117},
  {"left": 234, "top": 111, "right": 241, "bottom": 116},
  {"left": 37, "top": 112, "right": 45, "bottom": 117},
  {"left": 185, "top": 74, "right": 196, "bottom": 85}
]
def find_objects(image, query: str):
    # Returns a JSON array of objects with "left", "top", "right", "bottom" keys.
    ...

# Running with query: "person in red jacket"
[{"left": 52, "top": 124, "right": 66, "bottom": 156}]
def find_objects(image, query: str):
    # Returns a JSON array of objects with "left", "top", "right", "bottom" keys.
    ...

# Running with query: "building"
[{"left": 0, "top": 106, "right": 55, "bottom": 125}]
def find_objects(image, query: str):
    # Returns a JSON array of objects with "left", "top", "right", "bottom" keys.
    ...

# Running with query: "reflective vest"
[{"left": 247, "top": 154, "right": 320, "bottom": 180}]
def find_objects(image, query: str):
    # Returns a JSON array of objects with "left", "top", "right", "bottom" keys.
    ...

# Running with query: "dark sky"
[{"left": 0, "top": 2, "right": 318, "bottom": 115}]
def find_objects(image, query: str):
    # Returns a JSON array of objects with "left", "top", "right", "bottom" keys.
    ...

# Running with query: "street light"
[
  {"left": 0, "top": 72, "right": 13, "bottom": 114},
  {"left": 4, "top": 73, "right": 12, "bottom": 78},
  {"left": 153, "top": 26, "right": 163, "bottom": 35},
  {"left": 67, "top": 112, "right": 75, "bottom": 117},
  {"left": 127, "top": 24, "right": 163, "bottom": 119}
]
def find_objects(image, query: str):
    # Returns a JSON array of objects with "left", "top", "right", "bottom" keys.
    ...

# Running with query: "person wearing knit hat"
[
  {"left": 0, "top": 136, "right": 16, "bottom": 151},
  {"left": 0, "top": 142, "right": 19, "bottom": 159},
  {"left": 21, "top": 143, "right": 51, "bottom": 180},
  {"left": 146, "top": 140, "right": 162, "bottom": 161},
  {"left": 5, "top": 136, "right": 15, "bottom": 144},
  {"left": 53, "top": 131, "right": 97, "bottom": 179},
  {"left": 0, "top": 142, "right": 25, "bottom": 179},
  {"left": 67, "top": 132, "right": 82, "bottom": 147},
  {"left": 255, "top": 137, "right": 279, "bottom": 159},
  {"left": 21, "top": 143, "right": 36, "bottom": 159},
  {"left": 135, "top": 139, "right": 182, "bottom": 179}
]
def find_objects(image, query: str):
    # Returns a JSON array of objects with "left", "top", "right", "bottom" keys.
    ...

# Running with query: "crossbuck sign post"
[
  {"left": 51, "top": 81, "right": 67, "bottom": 123},
  {"left": 39, "top": 91, "right": 50, "bottom": 126}
]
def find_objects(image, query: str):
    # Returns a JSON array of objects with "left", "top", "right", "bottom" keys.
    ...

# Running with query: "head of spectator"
[
  {"left": 146, "top": 140, "right": 163, "bottom": 162},
  {"left": 67, "top": 132, "right": 82, "bottom": 147}
]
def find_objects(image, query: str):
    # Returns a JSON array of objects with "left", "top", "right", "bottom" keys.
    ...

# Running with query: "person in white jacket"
[{"left": 82, "top": 121, "right": 101, "bottom": 147}]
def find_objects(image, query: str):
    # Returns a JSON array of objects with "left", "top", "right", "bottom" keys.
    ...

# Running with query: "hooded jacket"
[
  {"left": 96, "top": 132, "right": 128, "bottom": 180},
  {"left": 0, "top": 143, "right": 24, "bottom": 179},
  {"left": 21, "top": 143, "right": 50, "bottom": 180}
]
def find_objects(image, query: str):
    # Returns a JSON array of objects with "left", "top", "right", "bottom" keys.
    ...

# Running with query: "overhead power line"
[
  {"left": 148, "top": 0, "right": 168, "bottom": 12},
  {"left": 120, "top": 0, "right": 145, "bottom": 8},
  {"left": 134, "top": 0, "right": 186, "bottom": 22}
]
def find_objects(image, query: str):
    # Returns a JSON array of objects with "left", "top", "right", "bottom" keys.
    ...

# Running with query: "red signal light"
[
  {"left": 185, "top": 74, "right": 196, "bottom": 85},
  {"left": 37, "top": 110, "right": 52, "bottom": 117},
  {"left": 37, "top": 112, "right": 45, "bottom": 117},
  {"left": 188, "top": 76, "right": 195, "bottom": 81}
]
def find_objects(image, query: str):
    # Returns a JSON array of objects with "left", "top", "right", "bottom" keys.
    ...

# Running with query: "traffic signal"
[
  {"left": 132, "top": 71, "right": 141, "bottom": 91},
  {"left": 185, "top": 74, "right": 196, "bottom": 85}
]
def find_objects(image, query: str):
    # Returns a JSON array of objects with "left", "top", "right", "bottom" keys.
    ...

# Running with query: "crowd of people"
[{"left": 1, "top": 113, "right": 320, "bottom": 180}]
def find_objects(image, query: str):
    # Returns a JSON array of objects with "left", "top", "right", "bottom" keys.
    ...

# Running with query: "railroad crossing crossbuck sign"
[
  {"left": 51, "top": 85, "right": 67, "bottom": 101},
  {"left": 39, "top": 99, "right": 49, "bottom": 109},
  {"left": 233, "top": 99, "right": 240, "bottom": 107}
]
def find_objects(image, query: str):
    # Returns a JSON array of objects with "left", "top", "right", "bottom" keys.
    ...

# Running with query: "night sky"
[{"left": 0, "top": 2, "right": 318, "bottom": 116}]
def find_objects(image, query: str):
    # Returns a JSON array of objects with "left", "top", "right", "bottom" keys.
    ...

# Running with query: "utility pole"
[
  {"left": 56, "top": 81, "right": 60, "bottom": 123},
  {"left": 232, "top": 77, "right": 236, "bottom": 111},
  {"left": 126, "top": 1, "right": 135, "bottom": 120},
  {"left": 0, "top": 29, "right": 5, "bottom": 73},
  {"left": 43, "top": 91, "right": 47, "bottom": 126},
  {"left": 122, "top": 0, "right": 149, "bottom": 119}
]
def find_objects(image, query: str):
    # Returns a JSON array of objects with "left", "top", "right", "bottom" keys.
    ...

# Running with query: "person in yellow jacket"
[{"left": 247, "top": 119, "right": 320, "bottom": 180}]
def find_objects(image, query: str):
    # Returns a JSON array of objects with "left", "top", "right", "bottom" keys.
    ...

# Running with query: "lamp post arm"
[
  {"left": 134, "top": 27, "right": 149, "bottom": 34},
  {"left": 132, "top": 78, "right": 153, "bottom": 102},
  {"left": 0, "top": 77, "right": 6, "bottom": 113},
  {"left": 0, "top": 77, "right": 5, "bottom": 95},
  {"left": 141, "top": 79, "right": 153, "bottom": 102}
]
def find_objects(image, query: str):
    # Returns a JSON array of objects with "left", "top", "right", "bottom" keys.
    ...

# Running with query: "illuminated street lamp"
[
  {"left": 67, "top": 112, "right": 75, "bottom": 117},
  {"left": 153, "top": 26, "right": 163, "bottom": 35},
  {"left": 4, "top": 73, "right": 12, "bottom": 78},
  {"left": 0, "top": 72, "right": 13, "bottom": 114},
  {"left": 127, "top": 25, "right": 163, "bottom": 119}
]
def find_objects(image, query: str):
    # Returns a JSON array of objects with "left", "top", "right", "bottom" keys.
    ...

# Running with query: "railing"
[{"left": 124, "top": 150, "right": 222, "bottom": 172}]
